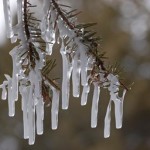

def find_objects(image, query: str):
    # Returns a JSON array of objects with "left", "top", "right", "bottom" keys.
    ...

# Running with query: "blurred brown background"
[{"left": 0, "top": 0, "right": 150, "bottom": 150}]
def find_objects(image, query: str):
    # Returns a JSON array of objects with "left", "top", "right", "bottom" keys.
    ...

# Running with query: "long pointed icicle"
[
  {"left": 60, "top": 40, "right": 72, "bottom": 109},
  {"left": 91, "top": 83, "right": 100, "bottom": 128},
  {"left": 104, "top": 101, "right": 112, "bottom": 138},
  {"left": 3, "top": 0, "right": 14, "bottom": 38}
]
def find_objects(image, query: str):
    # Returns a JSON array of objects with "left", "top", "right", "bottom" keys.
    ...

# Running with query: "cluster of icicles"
[{"left": 0, "top": 0, "right": 127, "bottom": 145}]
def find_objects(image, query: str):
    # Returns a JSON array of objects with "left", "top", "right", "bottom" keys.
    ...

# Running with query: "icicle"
[
  {"left": 9, "top": 48, "right": 19, "bottom": 102},
  {"left": 7, "top": 78, "right": 15, "bottom": 117},
  {"left": 114, "top": 97, "right": 122, "bottom": 129},
  {"left": 51, "top": 86, "right": 60, "bottom": 130},
  {"left": 104, "top": 101, "right": 112, "bottom": 138},
  {"left": 28, "top": 84, "right": 35, "bottom": 145},
  {"left": 17, "top": 0, "right": 23, "bottom": 25},
  {"left": 60, "top": 40, "right": 72, "bottom": 109},
  {"left": 81, "top": 84, "right": 90, "bottom": 106},
  {"left": 3, "top": 0, "right": 14, "bottom": 38},
  {"left": 1, "top": 74, "right": 15, "bottom": 117},
  {"left": 114, "top": 89, "right": 126, "bottom": 129},
  {"left": 20, "top": 85, "right": 29, "bottom": 139},
  {"left": 91, "top": 83, "right": 100, "bottom": 128},
  {"left": 36, "top": 97, "right": 44, "bottom": 135},
  {"left": 72, "top": 52, "right": 81, "bottom": 97}
]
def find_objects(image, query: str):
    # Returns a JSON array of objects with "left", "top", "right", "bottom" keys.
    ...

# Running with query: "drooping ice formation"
[
  {"left": 1, "top": 0, "right": 128, "bottom": 145},
  {"left": 1, "top": 0, "right": 61, "bottom": 145},
  {"left": 104, "top": 74, "right": 127, "bottom": 138}
]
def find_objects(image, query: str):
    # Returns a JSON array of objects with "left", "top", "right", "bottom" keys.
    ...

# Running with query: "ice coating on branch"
[
  {"left": 3, "top": 0, "right": 14, "bottom": 38},
  {"left": 60, "top": 40, "right": 72, "bottom": 109},
  {"left": 91, "top": 82, "right": 100, "bottom": 128}
]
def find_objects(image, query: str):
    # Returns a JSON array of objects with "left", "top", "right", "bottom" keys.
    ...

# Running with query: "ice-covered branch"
[
  {"left": 40, "top": 0, "right": 127, "bottom": 137},
  {"left": 1, "top": 0, "right": 128, "bottom": 145},
  {"left": 1, "top": 0, "right": 60, "bottom": 145}
]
